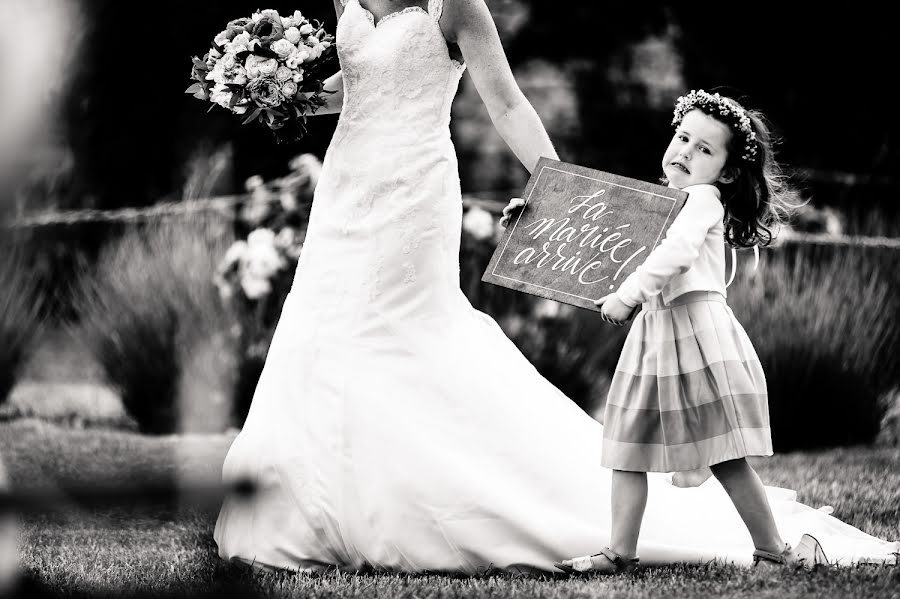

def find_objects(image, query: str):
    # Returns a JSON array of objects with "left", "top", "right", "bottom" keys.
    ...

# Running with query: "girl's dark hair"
[{"left": 699, "top": 99, "right": 805, "bottom": 248}]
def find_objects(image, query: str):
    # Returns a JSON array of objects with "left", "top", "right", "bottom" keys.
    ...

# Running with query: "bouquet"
[{"left": 187, "top": 9, "right": 337, "bottom": 143}]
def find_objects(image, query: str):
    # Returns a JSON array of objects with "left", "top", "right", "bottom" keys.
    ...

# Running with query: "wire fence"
[{"left": 3, "top": 193, "right": 900, "bottom": 249}]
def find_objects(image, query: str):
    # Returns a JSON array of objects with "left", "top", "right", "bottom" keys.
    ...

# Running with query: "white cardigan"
[{"left": 615, "top": 184, "right": 727, "bottom": 308}]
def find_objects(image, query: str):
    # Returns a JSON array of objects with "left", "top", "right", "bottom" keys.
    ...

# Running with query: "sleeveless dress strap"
[{"left": 428, "top": 0, "right": 444, "bottom": 20}]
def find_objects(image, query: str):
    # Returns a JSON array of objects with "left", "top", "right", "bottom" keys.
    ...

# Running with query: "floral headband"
[{"left": 673, "top": 90, "right": 758, "bottom": 162}]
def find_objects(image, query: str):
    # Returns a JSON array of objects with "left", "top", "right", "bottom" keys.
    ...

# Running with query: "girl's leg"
[
  {"left": 610, "top": 470, "right": 648, "bottom": 559},
  {"left": 709, "top": 458, "right": 784, "bottom": 553},
  {"left": 556, "top": 469, "right": 647, "bottom": 573}
]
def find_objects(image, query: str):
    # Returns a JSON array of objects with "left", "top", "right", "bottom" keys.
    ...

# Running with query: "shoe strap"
[
  {"left": 753, "top": 543, "right": 791, "bottom": 564},
  {"left": 597, "top": 547, "right": 640, "bottom": 569}
]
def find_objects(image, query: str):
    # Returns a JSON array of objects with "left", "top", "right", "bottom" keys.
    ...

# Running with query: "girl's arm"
[
  {"left": 441, "top": 0, "right": 558, "bottom": 173},
  {"left": 615, "top": 184, "right": 725, "bottom": 308}
]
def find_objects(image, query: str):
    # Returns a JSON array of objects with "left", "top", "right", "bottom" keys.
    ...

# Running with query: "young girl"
[{"left": 503, "top": 89, "right": 828, "bottom": 574}]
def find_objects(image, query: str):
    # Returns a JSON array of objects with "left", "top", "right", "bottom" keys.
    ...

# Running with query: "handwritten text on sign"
[{"left": 482, "top": 158, "right": 687, "bottom": 312}]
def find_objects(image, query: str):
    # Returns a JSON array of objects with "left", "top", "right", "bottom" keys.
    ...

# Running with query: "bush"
[
  {"left": 0, "top": 238, "right": 45, "bottom": 403},
  {"left": 497, "top": 305, "right": 628, "bottom": 417},
  {"left": 214, "top": 154, "right": 318, "bottom": 424},
  {"left": 729, "top": 245, "right": 900, "bottom": 450},
  {"left": 463, "top": 220, "right": 900, "bottom": 450},
  {"left": 71, "top": 216, "right": 239, "bottom": 434},
  {"left": 458, "top": 204, "right": 627, "bottom": 415}
]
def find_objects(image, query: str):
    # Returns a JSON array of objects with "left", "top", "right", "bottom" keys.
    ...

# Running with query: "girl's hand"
[
  {"left": 499, "top": 197, "right": 526, "bottom": 229},
  {"left": 594, "top": 293, "right": 634, "bottom": 326}
]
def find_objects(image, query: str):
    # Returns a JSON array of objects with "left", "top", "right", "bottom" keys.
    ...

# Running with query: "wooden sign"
[{"left": 482, "top": 157, "right": 688, "bottom": 312}]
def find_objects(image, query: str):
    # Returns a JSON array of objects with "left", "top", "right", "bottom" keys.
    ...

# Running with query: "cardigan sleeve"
[{"left": 614, "top": 184, "right": 725, "bottom": 308}]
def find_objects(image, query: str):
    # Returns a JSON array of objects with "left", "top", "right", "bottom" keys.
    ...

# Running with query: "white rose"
[
  {"left": 286, "top": 46, "right": 311, "bottom": 69},
  {"left": 220, "top": 240, "right": 248, "bottom": 272},
  {"left": 260, "top": 9, "right": 282, "bottom": 22},
  {"left": 240, "top": 274, "right": 271, "bottom": 300},
  {"left": 284, "top": 26, "right": 303, "bottom": 45},
  {"left": 228, "top": 66, "right": 248, "bottom": 85},
  {"left": 292, "top": 10, "right": 305, "bottom": 23},
  {"left": 214, "top": 30, "right": 230, "bottom": 47},
  {"left": 226, "top": 32, "right": 251, "bottom": 54},
  {"left": 281, "top": 16, "right": 294, "bottom": 29},
  {"left": 209, "top": 83, "right": 233, "bottom": 109},
  {"left": 288, "top": 153, "right": 322, "bottom": 189},
  {"left": 271, "top": 38, "right": 296, "bottom": 59},
  {"left": 275, "top": 226, "right": 303, "bottom": 259},
  {"left": 274, "top": 227, "right": 297, "bottom": 250},
  {"left": 533, "top": 299, "right": 562, "bottom": 319},
  {"left": 245, "top": 230, "right": 285, "bottom": 278},
  {"left": 247, "top": 227, "right": 277, "bottom": 248},
  {"left": 215, "top": 278, "right": 235, "bottom": 301},
  {"left": 244, "top": 175, "right": 264, "bottom": 191},
  {"left": 244, "top": 55, "right": 261, "bottom": 79},
  {"left": 281, "top": 81, "right": 298, "bottom": 98},
  {"left": 292, "top": 68, "right": 304, "bottom": 83},
  {"left": 257, "top": 57, "right": 278, "bottom": 76},
  {"left": 462, "top": 206, "right": 495, "bottom": 241},
  {"left": 275, "top": 66, "right": 292, "bottom": 82},
  {"left": 299, "top": 23, "right": 314, "bottom": 35},
  {"left": 279, "top": 191, "right": 298, "bottom": 212},
  {"left": 208, "top": 54, "right": 247, "bottom": 85},
  {"left": 245, "top": 251, "right": 281, "bottom": 279},
  {"left": 207, "top": 47, "right": 222, "bottom": 59}
]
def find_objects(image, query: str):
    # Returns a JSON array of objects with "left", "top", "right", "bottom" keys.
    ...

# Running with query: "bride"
[{"left": 214, "top": 0, "right": 898, "bottom": 573}]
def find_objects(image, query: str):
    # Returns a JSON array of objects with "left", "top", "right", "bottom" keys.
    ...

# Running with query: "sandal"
[
  {"left": 753, "top": 534, "right": 829, "bottom": 571},
  {"left": 554, "top": 547, "right": 640, "bottom": 576}
]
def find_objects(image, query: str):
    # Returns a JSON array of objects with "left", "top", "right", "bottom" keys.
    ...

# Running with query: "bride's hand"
[{"left": 499, "top": 197, "right": 526, "bottom": 229}]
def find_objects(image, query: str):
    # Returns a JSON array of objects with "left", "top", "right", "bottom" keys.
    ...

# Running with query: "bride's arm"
[
  {"left": 310, "top": 70, "right": 344, "bottom": 115},
  {"left": 298, "top": 1, "right": 346, "bottom": 115},
  {"left": 441, "top": 0, "right": 558, "bottom": 173}
]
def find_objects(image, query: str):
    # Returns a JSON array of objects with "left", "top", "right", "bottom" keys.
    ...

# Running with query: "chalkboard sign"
[{"left": 482, "top": 158, "right": 688, "bottom": 312}]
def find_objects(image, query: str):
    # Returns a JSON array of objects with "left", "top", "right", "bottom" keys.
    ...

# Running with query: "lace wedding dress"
[{"left": 213, "top": 0, "right": 899, "bottom": 572}]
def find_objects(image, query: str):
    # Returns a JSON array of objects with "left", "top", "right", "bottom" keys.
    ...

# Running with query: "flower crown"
[{"left": 672, "top": 90, "right": 758, "bottom": 162}]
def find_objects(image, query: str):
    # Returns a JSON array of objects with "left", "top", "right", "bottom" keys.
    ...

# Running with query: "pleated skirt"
[{"left": 601, "top": 291, "right": 773, "bottom": 472}]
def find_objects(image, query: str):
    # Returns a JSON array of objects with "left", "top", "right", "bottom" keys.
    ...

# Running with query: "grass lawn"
[{"left": 0, "top": 418, "right": 898, "bottom": 599}]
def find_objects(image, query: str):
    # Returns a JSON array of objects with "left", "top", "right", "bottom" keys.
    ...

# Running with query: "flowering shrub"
[
  {"left": 187, "top": 9, "right": 337, "bottom": 143},
  {"left": 216, "top": 153, "right": 320, "bottom": 422}
]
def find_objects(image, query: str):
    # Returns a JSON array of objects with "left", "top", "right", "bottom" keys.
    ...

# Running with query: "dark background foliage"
[{"left": 56, "top": 1, "right": 897, "bottom": 221}]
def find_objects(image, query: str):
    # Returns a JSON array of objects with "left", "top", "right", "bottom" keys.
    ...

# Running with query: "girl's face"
[{"left": 662, "top": 109, "right": 734, "bottom": 189}]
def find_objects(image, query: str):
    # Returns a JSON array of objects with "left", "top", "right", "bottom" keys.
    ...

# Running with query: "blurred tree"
[
  {"left": 62, "top": 0, "right": 339, "bottom": 210},
  {"left": 56, "top": 0, "right": 898, "bottom": 228}
]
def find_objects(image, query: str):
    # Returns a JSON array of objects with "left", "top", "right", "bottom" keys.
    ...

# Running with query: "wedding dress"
[{"left": 214, "top": 0, "right": 899, "bottom": 572}]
